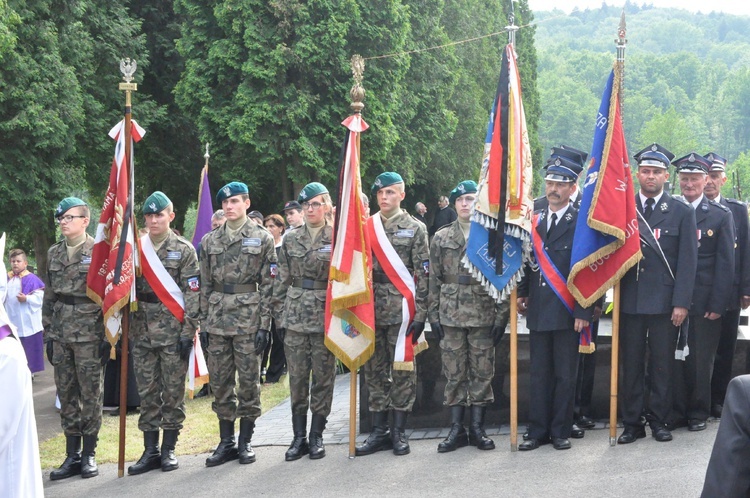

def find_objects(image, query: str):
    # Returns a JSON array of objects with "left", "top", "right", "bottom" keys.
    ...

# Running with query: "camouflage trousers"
[
  {"left": 207, "top": 334, "right": 262, "bottom": 421},
  {"left": 440, "top": 325, "right": 495, "bottom": 406},
  {"left": 132, "top": 339, "right": 188, "bottom": 432},
  {"left": 285, "top": 329, "right": 336, "bottom": 416},
  {"left": 363, "top": 324, "right": 417, "bottom": 412},
  {"left": 51, "top": 340, "right": 104, "bottom": 436}
]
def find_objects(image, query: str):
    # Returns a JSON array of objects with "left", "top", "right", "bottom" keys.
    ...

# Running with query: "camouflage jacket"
[
  {"left": 428, "top": 221, "right": 500, "bottom": 328},
  {"left": 273, "top": 224, "right": 332, "bottom": 333},
  {"left": 372, "top": 210, "right": 429, "bottom": 325},
  {"left": 132, "top": 231, "right": 201, "bottom": 346},
  {"left": 199, "top": 219, "right": 276, "bottom": 335},
  {"left": 43, "top": 235, "right": 103, "bottom": 343}
]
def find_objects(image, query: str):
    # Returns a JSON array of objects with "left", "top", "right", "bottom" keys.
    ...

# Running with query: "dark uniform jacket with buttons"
[
  {"left": 691, "top": 196, "right": 735, "bottom": 316},
  {"left": 719, "top": 196, "right": 750, "bottom": 310},
  {"left": 518, "top": 206, "right": 593, "bottom": 331},
  {"left": 621, "top": 192, "right": 697, "bottom": 315}
]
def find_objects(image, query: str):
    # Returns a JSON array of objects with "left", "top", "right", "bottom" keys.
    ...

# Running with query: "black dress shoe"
[
  {"left": 576, "top": 415, "right": 596, "bottom": 429},
  {"left": 650, "top": 424, "right": 673, "bottom": 442},
  {"left": 688, "top": 419, "right": 707, "bottom": 432},
  {"left": 570, "top": 424, "right": 585, "bottom": 439},
  {"left": 522, "top": 431, "right": 530, "bottom": 441},
  {"left": 518, "top": 439, "right": 541, "bottom": 451},
  {"left": 617, "top": 427, "right": 646, "bottom": 444},
  {"left": 552, "top": 438, "right": 571, "bottom": 450},
  {"left": 711, "top": 403, "right": 723, "bottom": 419}
]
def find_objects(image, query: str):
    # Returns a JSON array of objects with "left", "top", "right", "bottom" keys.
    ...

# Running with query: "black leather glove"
[
  {"left": 46, "top": 340, "right": 54, "bottom": 363},
  {"left": 430, "top": 322, "right": 444, "bottom": 341},
  {"left": 407, "top": 321, "right": 425, "bottom": 345},
  {"left": 199, "top": 331, "right": 209, "bottom": 351},
  {"left": 99, "top": 341, "right": 112, "bottom": 367},
  {"left": 491, "top": 324, "right": 506, "bottom": 347},
  {"left": 178, "top": 337, "right": 193, "bottom": 361},
  {"left": 277, "top": 327, "right": 286, "bottom": 343},
  {"left": 254, "top": 329, "right": 270, "bottom": 355}
]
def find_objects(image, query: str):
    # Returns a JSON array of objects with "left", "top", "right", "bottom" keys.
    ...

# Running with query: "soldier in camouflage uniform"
[
  {"left": 43, "top": 197, "right": 109, "bottom": 480},
  {"left": 356, "top": 172, "right": 430, "bottom": 457},
  {"left": 200, "top": 182, "right": 276, "bottom": 467},
  {"left": 128, "top": 192, "right": 200, "bottom": 475},
  {"left": 274, "top": 182, "right": 336, "bottom": 461},
  {"left": 429, "top": 181, "right": 505, "bottom": 453}
]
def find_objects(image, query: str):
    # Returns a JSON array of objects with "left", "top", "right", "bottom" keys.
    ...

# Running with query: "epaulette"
[
  {"left": 435, "top": 223, "right": 451, "bottom": 234},
  {"left": 709, "top": 199, "right": 730, "bottom": 212},
  {"left": 410, "top": 214, "right": 427, "bottom": 228},
  {"left": 726, "top": 197, "right": 747, "bottom": 206}
]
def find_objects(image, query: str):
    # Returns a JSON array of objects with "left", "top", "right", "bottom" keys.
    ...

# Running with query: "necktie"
[
  {"left": 547, "top": 212, "right": 558, "bottom": 238},
  {"left": 644, "top": 198, "right": 655, "bottom": 221}
]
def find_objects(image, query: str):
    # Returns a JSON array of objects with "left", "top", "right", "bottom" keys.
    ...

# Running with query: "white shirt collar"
[
  {"left": 638, "top": 191, "right": 663, "bottom": 208},
  {"left": 690, "top": 194, "right": 705, "bottom": 209},
  {"left": 547, "top": 204, "right": 569, "bottom": 230}
]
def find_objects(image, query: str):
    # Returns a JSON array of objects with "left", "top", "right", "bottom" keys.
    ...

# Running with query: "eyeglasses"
[
  {"left": 56, "top": 215, "right": 87, "bottom": 224},
  {"left": 301, "top": 201, "right": 325, "bottom": 211}
]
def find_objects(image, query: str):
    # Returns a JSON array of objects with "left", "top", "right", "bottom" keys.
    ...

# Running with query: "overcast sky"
[{"left": 527, "top": 0, "right": 750, "bottom": 16}]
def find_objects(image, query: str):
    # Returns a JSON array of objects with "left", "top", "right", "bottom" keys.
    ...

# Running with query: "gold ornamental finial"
[{"left": 350, "top": 54, "right": 365, "bottom": 113}]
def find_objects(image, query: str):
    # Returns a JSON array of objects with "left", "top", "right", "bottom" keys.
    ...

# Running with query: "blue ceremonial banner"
[{"left": 462, "top": 44, "right": 533, "bottom": 302}]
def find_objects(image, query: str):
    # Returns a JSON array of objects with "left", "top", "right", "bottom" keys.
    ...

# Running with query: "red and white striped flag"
[
  {"left": 324, "top": 114, "right": 375, "bottom": 371},
  {"left": 87, "top": 119, "right": 144, "bottom": 353}
]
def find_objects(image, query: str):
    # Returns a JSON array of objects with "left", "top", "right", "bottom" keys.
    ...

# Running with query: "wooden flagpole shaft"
[
  {"left": 117, "top": 87, "right": 133, "bottom": 478},
  {"left": 510, "top": 288, "right": 518, "bottom": 451},
  {"left": 609, "top": 282, "right": 621, "bottom": 446},
  {"left": 349, "top": 369, "right": 357, "bottom": 458}
]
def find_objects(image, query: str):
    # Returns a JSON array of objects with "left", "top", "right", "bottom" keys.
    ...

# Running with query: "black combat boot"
[
  {"left": 285, "top": 414, "right": 309, "bottom": 461},
  {"left": 50, "top": 435, "right": 82, "bottom": 480},
  {"left": 308, "top": 414, "right": 327, "bottom": 460},
  {"left": 355, "top": 411, "right": 393, "bottom": 456},
  {"left": 127, "top": 431, "right": 161, "bottom": 475},
  {"left": 391, "top": 410, "right": 410, "bottom": 456},
  {"left": 237, "top": 418, "right": 256, "bottom": 464},
  {"left": 468, "top": 405, "right": 495, "bottom": 450},
  {"left": 161, "top": 429, "right": 180, "bottom": 471},
  {"left": 438, "top": 405, "right": 469, "bottom": 453},
  {"left": 81, "top": 435, "right": 99, "bottom": 478},
  {"left": 205, "top": 420, "right": 238, "bottom": 467}
]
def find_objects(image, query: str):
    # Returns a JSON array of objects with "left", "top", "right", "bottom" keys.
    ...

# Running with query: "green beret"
[
  {"left": 142, "top": 191, "right": 171, "bottom": 215},
  {"left": 449, "top": 180, "right": 478, "bottom": 204},
  {"left": 298, "top": 182, "right": 329, "bottom": 203},
  {"left": 371, "top": 172, "right": 404, "bottom": 194},
  {"left": 55, "top": 197, "right": 87, "bottom": 218},
  {"left": 216, "top": 181, "right": 249, "bottom": 204}
]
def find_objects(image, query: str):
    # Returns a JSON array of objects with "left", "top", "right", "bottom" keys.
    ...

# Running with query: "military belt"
[
  {"left": 220, "top": 283, "right": 258, "bottom": 294},
  {"left": 371, "top": 272, "right": 392, "bottom": 284},
  {"left": 136, "top": 292, "right": 161, "bottom": 304},
  {"left": 58, "top": 295, "right": 95, "bottom": 306},
  {"left": 442, "top": 274, "right": 480, "bottom": 285},
  {"left": 291, "top": 278, "right": 328, "bottom": 290}
]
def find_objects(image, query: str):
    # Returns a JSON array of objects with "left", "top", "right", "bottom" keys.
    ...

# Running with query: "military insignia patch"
[
  {"left": 149, "top": 202, "right": 157, "bottom": 211},
  {"left": 422, "top": 260, "right": 429, "bottom": 275},
  {"left": 166, "top": 251, "right": 181, "bottom": 260},
  {"left": 564, "top": 212, "right": 573, "bottom": 222},
  {"left": 395, "top": 229, "right": 414, "bottom": 238},
  {"left": 55, "top": 204, "right": 63, "bottom": 215},
  {"left": 222, "top": 186, "right": 231, "bottom": 197},
  {"left": 319, "top": 245, "right": 332, "bottom": 253},
  {"left": 270, "top": 263, "right": 278, "bottom": 278},
  {"left": 701, "top": 204, "right": 708, "bottom": 212},
  {"left": 457, "top": 184, "right": 465, "bottom": 193},
  {"left": 299, "top": 190, "right": 307, "bottom": 199},
  {"left": 188, "top": 276, "right": 200, "bottom": 292},
  {"left": 81, "top": 256, "right": 92, "bottom": 264},
  {"left": 374, "top": 178, "right": 383, "bottom": 187},
  {"left": 242, "top": 238, "right": 261, "bottom": 247},
  {"left": 660, "top": 203, "right": 668, "bottom": 211}
]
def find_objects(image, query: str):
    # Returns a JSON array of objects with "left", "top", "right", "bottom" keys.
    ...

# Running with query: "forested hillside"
[{"left": 534, "top": 2, "right": 750, "bottom": 197}]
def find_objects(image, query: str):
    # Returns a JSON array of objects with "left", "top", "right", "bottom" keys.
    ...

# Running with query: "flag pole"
[
  {"left": 117, "top": 59, "right": 138, "bottom": 477},
  {"left": 506, "top": 0, "right": 519, "bottom": 453},
  {"left": 609, "top": 11, "right": 627, "bottom": 447},
  {"left": 347, "top": 55, "right": 366, "bottom": 460}
]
